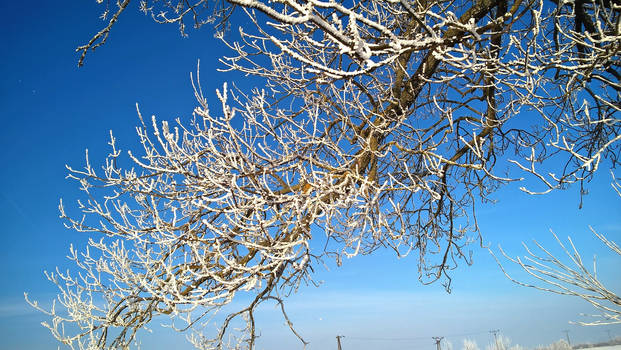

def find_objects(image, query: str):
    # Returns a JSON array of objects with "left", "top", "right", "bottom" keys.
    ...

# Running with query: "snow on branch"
[
  {"left": 34, "top": 0, "right": 621, "bottom": 348},
  {"left": 495, "top": 174, "right": 621, "bottom": 326}
]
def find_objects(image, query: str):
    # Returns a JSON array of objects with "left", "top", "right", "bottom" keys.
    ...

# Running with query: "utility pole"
[
  {"left": 563, "top": 330, "right": 571, "bottom": 346},
  {"left": 336, "top": 335, "right": 344, "bottom": 350},
  {"left": 433, "top": 336, "right": 444, "bottom": 350},
  {"left": 490, "top": 330, "right": 501, "bottom": 350},
  {"left": 606, "top": 330, "right": 612, "bottom": 341}
]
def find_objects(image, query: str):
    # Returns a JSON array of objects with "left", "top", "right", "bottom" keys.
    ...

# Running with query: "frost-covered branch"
[
  {"left": 495, "top": 175, "right": 621, "bottom": 326},
  {"left": 32, "top": 0, "right": 621, "bottom": 348}
]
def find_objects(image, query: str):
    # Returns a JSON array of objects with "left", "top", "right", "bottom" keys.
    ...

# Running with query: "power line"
[
  {"left": 346, "top": 336, "right": 429, "bottom": 341},
  {"left": 563, "top": 330, "right": 571, "bottom": 346},
  {"left": 490, "top": 329, "right": 501, "bottom": 350},
  {"left": 347, "top": 330, "right": 489, "bottom": 341},
  {"left": 433, "top": 336, "right": 444, "bottom": 350},
  {"left": 336, "top": 335, "right": 344, "bottom": 350}
]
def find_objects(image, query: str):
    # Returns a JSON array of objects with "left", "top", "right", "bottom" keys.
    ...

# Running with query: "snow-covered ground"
[{"left": 577, "top": 346, "right": 621, "bottom": 350}]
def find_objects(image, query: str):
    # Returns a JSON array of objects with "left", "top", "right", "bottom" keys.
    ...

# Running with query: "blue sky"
[{"left": 1, "top": 1, "right": 620, "bottom": 350}]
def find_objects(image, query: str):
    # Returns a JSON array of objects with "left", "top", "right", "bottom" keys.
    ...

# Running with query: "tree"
[
  {"left": 464, "top": 338, "right": 481, "bottom": 350},
  {"left": 535, "top": 340, "right": 572, "bottom": 350},
  {"left": 485, "top": 335, "right": 522, "bottom": 350},
  {"left": 27, "top": 0, "right": 620, "bottom": 349},
  {"left": 496, "top": 174, "right": 621, "bottom": 326}
]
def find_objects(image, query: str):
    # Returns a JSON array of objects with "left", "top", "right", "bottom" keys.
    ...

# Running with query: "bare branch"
[{"left": 33, "top": 0, "right": 621, "bottom": 348}]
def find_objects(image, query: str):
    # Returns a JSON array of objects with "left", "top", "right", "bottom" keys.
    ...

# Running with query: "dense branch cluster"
[{"left": 29, "top": 0, "right": 620, "bottom": 349}]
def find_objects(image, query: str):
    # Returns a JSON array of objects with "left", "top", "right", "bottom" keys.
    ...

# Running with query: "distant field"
[{"left": 578, "top": 346, "right": 621, "bottom": 350}]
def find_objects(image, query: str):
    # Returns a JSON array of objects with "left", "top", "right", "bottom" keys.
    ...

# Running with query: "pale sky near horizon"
[{"left": 1, "top": 1, "right": 620, "bottom": 350}]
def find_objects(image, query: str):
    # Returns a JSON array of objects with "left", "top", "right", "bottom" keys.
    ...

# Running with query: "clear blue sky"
[{"left": 1, "top": 1, "right": 620, "bottom": 350}]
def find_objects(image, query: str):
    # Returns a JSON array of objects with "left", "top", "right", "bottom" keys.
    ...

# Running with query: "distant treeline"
[{"left": 573, "top": 337, "right": 621, "bottom": 349}]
